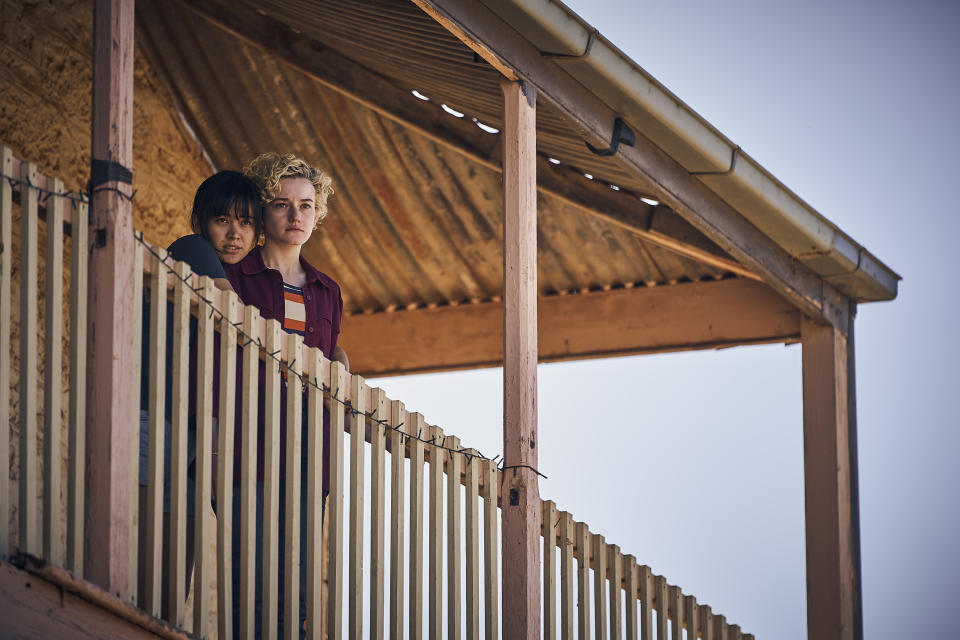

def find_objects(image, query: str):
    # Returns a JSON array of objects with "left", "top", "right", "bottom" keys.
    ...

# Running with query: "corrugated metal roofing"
[{"left": 136, "top": 0, "right": 741, "bottom": 315}]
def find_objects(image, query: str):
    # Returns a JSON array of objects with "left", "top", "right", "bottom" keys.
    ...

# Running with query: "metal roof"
[{"left": 136, "top": 0, "right": 759, "bottom": 317}]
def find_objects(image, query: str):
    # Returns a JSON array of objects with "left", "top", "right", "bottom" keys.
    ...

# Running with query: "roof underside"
[{"left": 136, "top": 0, "right": 750, "bottom": 316}]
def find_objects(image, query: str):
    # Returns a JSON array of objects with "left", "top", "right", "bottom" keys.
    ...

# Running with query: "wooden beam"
[
  {"left": 410, "top": 0, "right": 850, "bottom": 331},
  {"left": 340, "top": 278, "right": 800, "bottom": 377},
  {"left": 169, "top": 0, "right": 749, "bottom": 277},
  {"left": 801, "top": 316, "right": 859, "bottom": 640},
  {"left": 500, "top": 78, "right": 541, "bottom": 639},
  {"left": 86, "top": 0, "right": 137, "bottom": 599}
]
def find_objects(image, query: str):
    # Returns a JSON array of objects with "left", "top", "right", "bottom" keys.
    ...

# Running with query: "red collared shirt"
[
  {"left": 223, "top": 247, "right": 343, "bottom": 488},
  {"left": 224, "top": 246, "right": 342, "bottom": 355}
]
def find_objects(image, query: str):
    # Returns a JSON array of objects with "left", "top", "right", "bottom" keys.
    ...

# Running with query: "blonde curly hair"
[{"left": 242, "top": 152, "right": 334, "bottom": 227}]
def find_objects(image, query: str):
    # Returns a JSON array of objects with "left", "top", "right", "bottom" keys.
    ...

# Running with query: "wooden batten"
[
  {"left": 341, "top": 278, "right": 800, "bottom": 377},
  {"left": 239, "top": 305, "right": 261, "bottom": 637},
  {"left": 408, "top": 412, "right": 426, "bottom": 640},
  {"left": 85, "top": 0, "right": 137, "bottom": 598},
  {"left": 216, "top": 290, "right": 239, "bottom": 640},
  {"left": 369, "top": 388, "right": 388, "bottom": 640},
  {"left": 18, "top": 161, "right": 39, "bottom": 557},
  {"left": 389, "top": 400, "right": 407, "bottom": 640},
  {"left": 349, "top": 374, "right": 367, "bottom": 638},
  {"left": 167, "top": 262, "right": 190, "bottom": 626},
  {"left": 0, "top": 146, "right": 12, "bottom": 561},
  {"left": 327, "top": 361, "right": 348, "bottom": 640},
  {"left": 192, "top": 277, "right": 215, "bottom": 638},
  {"left": 446, "top": 435, "right": 464, "bottom": 640},
  {"left": 801, "top": 315, "right": 858, "bottom": 640},
  {"left": 464, "top": 449, "right": 481, "bottom": 640},
  {"left": 305, "top": 347, "right": 327, "bottom": 639},
  {"left": 42, "top": 180, "right": 64, "bottom": 566}
]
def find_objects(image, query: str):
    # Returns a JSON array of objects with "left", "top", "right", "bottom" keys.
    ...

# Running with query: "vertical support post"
[
  {"left": 500, "top": 77, "right": 540, "bottom": 640},
  {"left": 85, "top": 0, "right": 136, "bottom": 598},
  {"left": 801, "top": 314, "right": 859, "bottom": 640}
]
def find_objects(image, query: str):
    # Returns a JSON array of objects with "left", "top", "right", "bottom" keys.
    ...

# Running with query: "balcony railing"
[{"left": 2, "top": 146, "right": 753, "bottom": 639}]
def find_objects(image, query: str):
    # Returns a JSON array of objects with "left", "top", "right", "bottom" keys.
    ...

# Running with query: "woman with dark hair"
[
  {"left": 167, "top": 169, "right": 262, "bottom": 285},
  {"left": 137, "top": 170, "right": 263, "bottom": 618}
]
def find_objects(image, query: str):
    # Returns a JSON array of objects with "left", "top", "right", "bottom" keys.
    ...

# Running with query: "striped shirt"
[{"left": 282, "top": 282, "right": 306, "bottom": 336}]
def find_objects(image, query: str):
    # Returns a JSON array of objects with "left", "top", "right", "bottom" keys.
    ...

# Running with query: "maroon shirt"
[{"left": 223, "top": 247, "right": 343, "bottom": 489}]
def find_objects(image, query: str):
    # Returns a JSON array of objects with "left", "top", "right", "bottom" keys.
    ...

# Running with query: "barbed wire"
[
  {"left": 133, "top": 231, "right": 546, "bottom": 479},
  {"left": 1, "top": 172, "right": 137, "bottom": 205}
]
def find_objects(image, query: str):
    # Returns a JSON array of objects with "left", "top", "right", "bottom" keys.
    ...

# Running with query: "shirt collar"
[{"left": 239, "top": 246, "right": 335, "bottom": 290}]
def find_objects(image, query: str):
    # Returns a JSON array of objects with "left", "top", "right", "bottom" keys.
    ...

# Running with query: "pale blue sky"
[{"left": 375, "top": 1, "right": 959, "bottom": 638}]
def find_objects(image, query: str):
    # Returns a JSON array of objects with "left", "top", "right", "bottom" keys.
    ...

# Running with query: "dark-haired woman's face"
[{"left": 205, "top": 211, "right": 255, "bottom": 264}]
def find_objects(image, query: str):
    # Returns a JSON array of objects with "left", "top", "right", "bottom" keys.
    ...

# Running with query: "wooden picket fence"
[{"left": 1, "top": 146, "right": 753, "bottom": 639}]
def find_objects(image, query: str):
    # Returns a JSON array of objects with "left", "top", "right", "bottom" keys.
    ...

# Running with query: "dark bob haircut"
[{"left": 190, "top": 170, "right": 263, "bottom": 240}]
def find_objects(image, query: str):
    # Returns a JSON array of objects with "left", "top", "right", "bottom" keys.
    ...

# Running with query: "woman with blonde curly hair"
[{"left": 223, "top": 152, "right": 347, "bottom": 638}]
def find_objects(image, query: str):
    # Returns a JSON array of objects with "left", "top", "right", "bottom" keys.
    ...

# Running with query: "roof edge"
[{"left": 480, "top": 0, "right": 900, "bottom": 302}]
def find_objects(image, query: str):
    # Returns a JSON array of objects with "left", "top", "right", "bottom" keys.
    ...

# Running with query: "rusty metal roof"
[{"left": 136, "top": 0, "right": 746, "bottom": 316}]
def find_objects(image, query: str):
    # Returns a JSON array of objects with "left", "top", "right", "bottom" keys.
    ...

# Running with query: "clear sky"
[{"left": 374, "top": 1, "right": 960, "bottom": 638}]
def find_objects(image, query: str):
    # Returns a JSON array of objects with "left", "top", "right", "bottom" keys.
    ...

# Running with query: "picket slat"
[
  {"left": 685, "top": 595, "right": 699, "bottom": 640},
  {"left": 655, "top": 576, "right": 668, "bottom": 640},
  {"left": 670, "top": 586, "right": 682, "bottom": 640},
  {"left": 128, "top": 237, "right": 142, "bottom": 603},
  {"left": 0, "top": 146, "right": 11, "bottom": 560},
  {"left": 464, "top": 450, "right": 481, "bottom": 640},
  {"left": 609, "top": 545, "right": 622, "bottom": 640},
  {"left": 261, "top": 319, "right": 282, "bottom": 640},
  {"left": 192, "top": 276, "right": 214, "bottom": 637},
  {"left": 348, "top": 373, "right": 366, "bottom": 639},
  {"left": 42, "top": 179, "right": 64, "bottom": 565},
  {"left": 594, "top": 534, "right": 608, "bottom": 640},
  {"left": 482, "top": 459, "right": 498, "bottom": 640},
  {"left": 239, "top": 305, "right": 261, "bottom": 639},
  {"left": 559, "top": 511, "right": 574, "bottom": 640},
  {"left": 216, "top": 290, "right": 239, "bottom": 640},
  {"left": 283, "top": 332, "right": 303, "bottom": 640},
  {"left": 428, "top": 425, "right": 444, "bottom": 640},
  {"left": 327, "top": 360, "right": 347, "bottom": 640},
  {"left": 447, "top": 435, "right": 463, "bottom": 640},
  {"left": 389, "top": 400, "right": 407, "bottom": 640},
  {"left": 729, "top": 623, "right": 742, "bottom": 640},
  {"left": 369, "top": 388, "right": 387, "bottom": 640},
  {"left": 18, "top": 161, "right": 39, "bottom": 556},
  {"left": 577, "top": 522, "right": 591, "bottom": 640},
  {"left": 168, "top": 261, "right": 191, "bottom": 627},
  {"left": 409, "top": 412, "right": 426, "bottom": 640},
  {"left": 67, "top": 196, "right": 87, "bottom": 576},
  {"left": 699, "top": 605, "right": 713, "bottom": 640},
  {"left": 713, "top": 613, "right": 728, "bottom": 640},
  {"left": 638, "top": 565, "right": 652, "bottom": 640},
  {"left": 624, "top": 556, "right": 638, "bottom": 640},
  {"left": 543, "top": 500, "right": 557, "bottom": 640},
  {"left": 305, "top": 348, "right": 327, "bottom": 639},
  {"left": 143, "top": 248, "right": 168, "bottom": 616}
]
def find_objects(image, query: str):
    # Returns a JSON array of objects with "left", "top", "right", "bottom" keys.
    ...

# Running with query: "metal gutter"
[{"left": 480, "top": 0, "right": 900, "bottom": 302}]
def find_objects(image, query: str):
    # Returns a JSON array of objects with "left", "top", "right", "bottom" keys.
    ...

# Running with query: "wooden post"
[
  {"left": 801, "top": 314, "right": 859, "bottom": 640},
  {"left": 500, "top": 77, "right": 541, "bottom": 640},
  {"left": 84, "top": 0, "right": 136, "bottom": 599}
]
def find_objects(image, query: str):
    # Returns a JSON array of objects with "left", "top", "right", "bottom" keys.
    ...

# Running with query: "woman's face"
[
  {"left": 204, "top": 209, "right": 256, "bottom": 264},
  {"left": 262, "top": 177, "right": 317, "bottom": 248}
]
